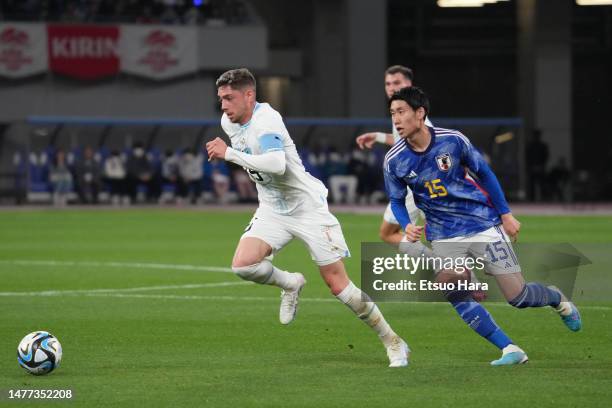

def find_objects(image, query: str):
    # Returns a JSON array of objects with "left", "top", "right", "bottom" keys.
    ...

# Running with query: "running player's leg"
[
  {"left": 320, "top": 259, "right": 409, "bottom": 367},
  {"left": 232, "top": 237, "right": 299, "bottom": 289},
  {"left": 382, "top": 199, "right": 432, "bottom": 256},
  {"left": 379, "top": 219, "right": 404, "bottom": 245},
  {"left": 295, "top": 220, "right": 409, "bottom": 367},
  {"left": 482, "top": 226, "right": 581, "bottom": 332},
  {"left": 432, "top": 240, "right": 525, "bottom": 365},
  {"left": 232, "top": 213, "right": 306, "bottom": 324}
]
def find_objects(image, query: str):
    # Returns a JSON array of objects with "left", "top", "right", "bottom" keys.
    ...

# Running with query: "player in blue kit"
[{"left": 383, "top": 86, "right": 582, "bottom": 365}]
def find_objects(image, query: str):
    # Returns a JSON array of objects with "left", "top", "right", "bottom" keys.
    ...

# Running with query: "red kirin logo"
[
  {"left": 143, "top": 30, "right": 176, "bottom": 48},
  {"left": 0, "top": 27, "right": 29, "bottom": 46},
  {"left": 138, "top": 30, "right": 178, "bottom": 73},
  {"left": 0, "top": 27, "right": 33, "bottom": 71}
]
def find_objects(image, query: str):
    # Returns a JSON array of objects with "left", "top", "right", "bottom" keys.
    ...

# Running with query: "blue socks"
[
  {"left": 509, "top": 283, "right": 561, "bottom": 309},
  {"left": 447, "top": 291, "right": 513, "bottom": 350}
]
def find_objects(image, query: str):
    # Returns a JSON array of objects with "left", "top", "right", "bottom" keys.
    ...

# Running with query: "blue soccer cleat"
[
  {"left": 548, "top": 286, "right": 582, "bottom": 332},
  {"left": 558, "top": 302, "right": 582, "bottom": 332},
  {"left": 490, "top": 345, "right": 528, "bottom": 366}
]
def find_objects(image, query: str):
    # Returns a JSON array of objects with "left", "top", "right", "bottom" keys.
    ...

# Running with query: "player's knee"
[
  {"left": 231, "top": 252, "right": 263, "bottom": 269},
  {"left": 231, "top": 262, "right": 270, "bottom": 283},
  {"left": 378, "top": 226, "right": 388, "bottom": 242},
  {"left": 378, "top": 225, "right": 395, "bottom": 243}
]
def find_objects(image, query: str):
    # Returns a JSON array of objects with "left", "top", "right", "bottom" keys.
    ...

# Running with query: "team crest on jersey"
[{"left": 435, "top": 153, "right": 452, "bottom": 172}]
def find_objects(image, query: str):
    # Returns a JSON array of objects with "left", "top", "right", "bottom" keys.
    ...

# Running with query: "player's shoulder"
[
  {"left": 252, "top": 102, "right": 285, "bottom": 130},
  {"left": 433, "top": 126, "right": 471, "bottom": 145},
  {"left": 383, "top": 139, "right": 409, "bottom": 172}
]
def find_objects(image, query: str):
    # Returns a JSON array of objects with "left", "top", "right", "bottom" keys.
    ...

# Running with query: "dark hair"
[
  {"left": 385, "top": 65, "right": 414, "bottom": 81},
  {"left": 388, "top": 86, "right": 430, "bottom": 118},
  {"left": 215, "top": 68, "right": 256, "bottom": 90}
]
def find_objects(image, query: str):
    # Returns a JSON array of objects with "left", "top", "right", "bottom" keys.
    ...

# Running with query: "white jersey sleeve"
[{"left": 221, "top": 103, "right": 330, "bottom": 216}]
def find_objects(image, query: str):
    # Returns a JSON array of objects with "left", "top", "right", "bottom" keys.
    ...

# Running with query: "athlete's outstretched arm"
[
  {"left": 383, "top": 163, "right": 425, "bottom": 241},
  {"left": 206, "top": 136, "right": 286, "bottom": 175},
  {"left": 356, "top": 132, "right": 394, "bottom": 149},
  {"left": 225, "top": 149, "right": 286, "bottom": 175},
  {"left": 459, "top": 136, "right": 510, "bottom": 215},
  {"left": 472, "top": 163, "right": 510, "bottom": 215},
  {"left": 459, "top": 135, "right": 520, "bottom": 238}
]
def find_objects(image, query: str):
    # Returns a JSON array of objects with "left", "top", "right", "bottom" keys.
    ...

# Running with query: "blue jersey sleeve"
[
  {"left": 258, "top": 133, "right": 284, "bottom": 153},
  {"left": 458, "top": 136, "right": 511, "bottom": 215},
  {"left": 384, "top": 162, "right": 411, "bottom": 230}
]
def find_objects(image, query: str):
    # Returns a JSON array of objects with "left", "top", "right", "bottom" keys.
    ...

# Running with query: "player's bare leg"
[
  {"left": 319, "top": 260, "right": 409, "bottom": 367},
  {"left": 379, "top": 220, "right": 404, "bottom": 245},
  {"left": 495, "top": 272, "right": 582, "bottom": 332},
  {"left": 231, "top": 237, "right": 306, "bottom": 325}
]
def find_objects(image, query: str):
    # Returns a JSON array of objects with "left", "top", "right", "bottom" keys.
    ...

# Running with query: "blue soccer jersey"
[{"left": 383, "top": 126, "right": 511, "bottom": 241}]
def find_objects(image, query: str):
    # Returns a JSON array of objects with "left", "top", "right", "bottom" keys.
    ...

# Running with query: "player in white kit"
[{"left": 205, "top": 68, "right": 409, "bottom": 367}]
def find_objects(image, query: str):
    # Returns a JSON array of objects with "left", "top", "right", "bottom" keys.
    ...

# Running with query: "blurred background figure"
[
  {"left": 232, "top": 168, "right": 257, "bottom": 203},
  {"left": 104, "top": 150, "right": 127, "bottom": 206},
  {"left": 209, "top": 159, "right": 231, "bottom": 204},
  {"left": 327, "top": 148, "right": 357, "bottom": 204},
  {"left": 74, "top": 146, "right": 101, "bottom": 204},
  {"left": 526, "top": 130, "right": 549, "bottom": 202},
  {"left": 160, "top": 149, "right": 179, "bottom": 204},
  {"left": 126, "top": 142, "right": 156, "bottom": 204},
  {"left": 177, "top": 147, "right": 204, "bottom": 205},
  {"left": 549, "top": 157, "right": 570, "bottom": 203},
  {"left": 49, "top": 149, "right": 73, "bottom": 207},
  {"left": 348, "top": 148, "right": 382, "bottom": 204}
]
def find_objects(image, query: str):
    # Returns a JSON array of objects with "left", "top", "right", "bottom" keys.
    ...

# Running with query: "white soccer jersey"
[{"left": 221, "top": 102, "right": 329, "bottom": 215}]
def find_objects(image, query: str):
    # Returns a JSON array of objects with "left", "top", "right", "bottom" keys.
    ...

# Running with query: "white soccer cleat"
[
  {"left": 279, "top": 273, "right": 306, "bottom": 325},
  {"left": 386, "top": 336, "right": 410, "bottom": 367}
]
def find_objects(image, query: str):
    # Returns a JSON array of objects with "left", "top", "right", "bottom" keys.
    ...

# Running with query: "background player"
[
  {"left": 355, "top": 65, "right": 430, "bottom": 245},
  {"left": 384, "top": 86, "right": 582, "bottom": 365},
  {"left": 206, "top": 68, "right": 410, "bottom": 367}
]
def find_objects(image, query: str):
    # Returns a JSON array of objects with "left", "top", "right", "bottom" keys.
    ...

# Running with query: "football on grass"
[{"left": 17, "top": 331, "right": 62, "bottom": 375}]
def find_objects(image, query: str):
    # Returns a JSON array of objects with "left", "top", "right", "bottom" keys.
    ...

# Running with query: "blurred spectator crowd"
[
  {"left": 13, "top": 142, "right": 388, "bottom": 207},
  {"left": 0, "top": 0, "right": 250, "bottom": 25}
]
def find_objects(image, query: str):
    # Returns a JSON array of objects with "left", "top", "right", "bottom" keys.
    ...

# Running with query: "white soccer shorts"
[
  {"left": 431, "top": 225, "right": 521, "bottom": 276},
  {"left": 241, "top": 207, "right": 351, "bottom": 266}
]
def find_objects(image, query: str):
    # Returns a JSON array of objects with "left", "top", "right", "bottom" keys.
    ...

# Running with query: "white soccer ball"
[{"left": 17, "top": 331, "right": 62, "bottom": 375}]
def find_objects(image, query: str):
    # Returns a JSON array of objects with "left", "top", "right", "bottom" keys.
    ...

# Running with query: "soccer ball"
[{"left": 17, "top": 331, "right": 62, "bottom": 375}]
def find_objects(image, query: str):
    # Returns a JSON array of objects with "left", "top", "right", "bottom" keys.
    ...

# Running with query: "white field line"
[
  {"left": 82, "top": 294, "right": 612, "bottom": 310},
  {"left": 0, "top": 281, "right": 251, "bottom": 297},
  {"left": 0, "top": 259, "right": 234, "bottom": 273},
  {"left": 1, "top": 289, "right": 608, "bottom": 310},
  {"left": 0, "top": 259, "right": 608, "bottom": 310}
]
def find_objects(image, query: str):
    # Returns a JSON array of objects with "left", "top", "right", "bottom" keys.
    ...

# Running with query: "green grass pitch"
[{"left": 0, "top": 210, "right": 611, "bottom": 407}]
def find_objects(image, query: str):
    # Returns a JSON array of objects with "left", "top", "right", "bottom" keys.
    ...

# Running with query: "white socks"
[
  {"left": 336, "top": 281, "right": 396, "bottom": 347},
  {"left": 555, "top": 302, "right": 572, "bottom": 316},
  {"left": 502, "top": 344, "right": 524, "bottom": 355},
  {"left": 232, "top": 260, "right": 299, "bottom": 290}
]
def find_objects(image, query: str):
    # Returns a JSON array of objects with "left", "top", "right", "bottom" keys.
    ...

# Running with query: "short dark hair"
[
  {"left": 388, "top": 86, "right": 430, "bottom": 118},
  {"left": 215, "top": 68, "right": 256, "bottom": 90},
  {"left": 385, "top": 65, "right": 414, "bottom": 81}
]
